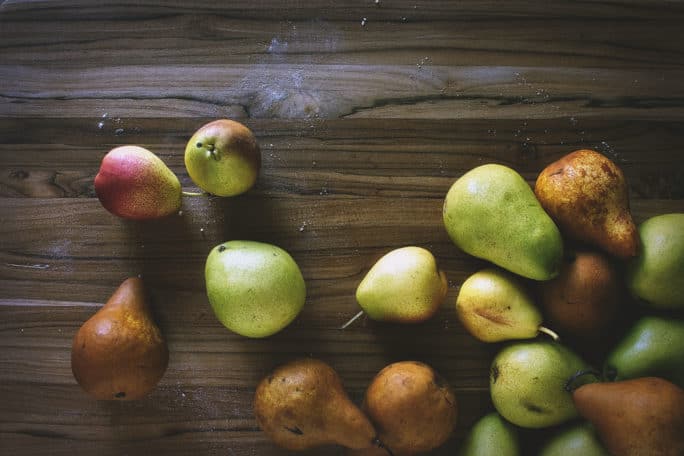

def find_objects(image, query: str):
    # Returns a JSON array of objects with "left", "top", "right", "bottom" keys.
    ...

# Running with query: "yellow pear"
[
  {"left": 456, "top": 268, "right": 557, "bottom": 343},
  {"left": 354, "top": 246, "right": 448, "bottom": 324}
]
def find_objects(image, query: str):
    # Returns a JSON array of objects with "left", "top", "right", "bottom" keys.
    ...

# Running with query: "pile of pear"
[{"left": 445, "top": 149, "right": 684, "bottom": 456}]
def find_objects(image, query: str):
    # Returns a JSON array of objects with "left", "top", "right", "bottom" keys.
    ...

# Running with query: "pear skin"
[
  {"left": 360, "top": 361, "right": 458, "bottom": 455},
  {"left": 253, "top": 358, "right": 379, "bottom": 451},
  {"left": 539, "top": 422, "right": 609, "bottom": 456},
  {"left": 457, "top": 412, "right": 520, "bottom": 456},
  {"left": 537, "top": 249, "right": 622, "bottom": 346},
  {"left": 205, "top": 240, "right": 306, "bottom": 338},
  {"left": 355, "top": 246, "right": 448, "bottom": 323},
  {"left": 626, "top": 213, "right": 684, "bottom": 310},
  {"left": 572, "top": 377, "right": 684, "bottom": 456},
  {"left": 535, "top": 149, "right": 638, "bottom": 259},
  {"left": 490, "top": 341, "right": 589, "bottom": 428},
  {"left": 456, "top": 268, "right": 551, "bottom": 343},
  {"left": 94, "top": 145, "right": 181, "bottom": 220},
  {"left": 605, "top": 316, "right": 684, "bottom": 388},
  {"left": 71, "top": 278, "right": 168, "bottom": 400},
  {"left": 443, "top": 164, "right": 563, "bottom": 281},
  {"left": 184, "top": 119, "right": 261, "bottom": 197}
]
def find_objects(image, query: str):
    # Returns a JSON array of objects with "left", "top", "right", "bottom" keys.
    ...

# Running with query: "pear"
[
  {"left": 94, "top": 145, "right": 181, "bottom": 220},
  {"left": 443, "top": 164, "right": 563, "bottom": 281},
  {"left": 184, "top": 119, "right": 261, "bottom": 197},
  {"left": 457, "top": 412, "right": 520, "bottom": 456},
  {"left": 605, "top": 316, "right": 684, "bottom": 387},
  {"left": 626, "top": 213, "right": 684, "bottom": 310},
  {"left": 489, "top": 341, "right": 589, "bottom": 428},
  {"left": 535, "top": 149, "right": 638, "bottom": 259},
  {"left": 205, "top": 240, "right": 306, "bottom": 338},
  {"left": 456, "top": 268, "right": 558, "bottom": 343},
  {"left": 572, "top": 377, "right": 684, "bottom": 456},
  {"left": 254, "top": 358, "right": 382, "bottom": 452},
  {"left": 71, "top": 278, "right": 168, "bottom": 400},
  {"left": 359, "top": 361, "right": 458, "bottom": 455},
  {"left": 537, "top": 249, "right": 622, "bottom": 346},
  {"left": 538, "top": 422, "right": 609, "bottom": 456},
  {"left": 353, "top": 246, "right": 448, "bottom": 324}
]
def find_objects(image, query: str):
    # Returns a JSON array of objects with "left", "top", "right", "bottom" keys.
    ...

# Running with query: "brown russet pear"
[
  {"left": 537, "top": 249, "right": 622, "bottom": 346},
  {"left": 71, "top": 277, "right": 168, "bottom": 400},
  {"left": 254, "top": 358, "right": 381, "bottom": 452},
  {"left": 353, "top": 361, "right": 458, "bottom": 456},
  {"left": 535, "top": 149, "right": 638, "bottom": 259},
  {"left": 572, "top": 377, "right": 684, "bottom": 456}
]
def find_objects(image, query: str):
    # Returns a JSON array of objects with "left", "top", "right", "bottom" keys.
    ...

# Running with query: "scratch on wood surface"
[{"left": 5, "top": 263, "right": 50, "bottom": 269}]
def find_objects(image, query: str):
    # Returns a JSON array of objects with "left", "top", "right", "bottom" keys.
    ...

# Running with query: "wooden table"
[{"left": 1, "top": 1, "right": 683, "bottom": 454}]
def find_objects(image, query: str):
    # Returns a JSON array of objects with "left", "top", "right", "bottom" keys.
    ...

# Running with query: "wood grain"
[{"left": 1, "top": 1, "right": 683, "bottom": 455}]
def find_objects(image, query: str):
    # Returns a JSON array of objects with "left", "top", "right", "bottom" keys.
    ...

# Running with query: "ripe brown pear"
[
  {"left": 572, "top": 377, "right": 684, "bottom": 456},
  {"left": 254, "top": 358, "right": 381, "bottom": 452},
  {"left": 354, "top": 361, "right": 458, "bottom": 456},
  {"left": 535, "top": 149, "right": 638, "bottom": 259},
  {"left": 537, "top": 249, "right": 622, "bottom": 349},
  {"left": 71, "top": 278, "right": 168, "bottom": 400}
]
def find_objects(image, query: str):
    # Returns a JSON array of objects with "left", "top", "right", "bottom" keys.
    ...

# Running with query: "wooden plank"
[
  {"left": 3, "top": 65, "right": 684, "bottom": 119},
  {"left": 1, "top": 118, "right": 683, "bottom": 199}
]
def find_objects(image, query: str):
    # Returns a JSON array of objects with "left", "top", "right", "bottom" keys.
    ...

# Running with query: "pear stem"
[
  {"left": 182, "top": 190, "right": 207, "bottom": 197},
  {"left": 564, "top": 369, "right": 602, "bottom": 393},
  {"left": 538, "top": 325, "right": 560, "bottom": 341},
  {"left": 373, "top": 437, "right": 395, "bottom": 456},
  {"left": 340, "top": 310, "right": 364, "bottom": 330}
]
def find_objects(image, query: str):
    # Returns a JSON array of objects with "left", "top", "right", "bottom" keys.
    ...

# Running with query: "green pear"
[
  {"left": 626, "top": 213, "right": 684, "bottom": 310},
  {"left": 354, "top": 246, "right": 448, "bottom": 323},
  {"left": 605, "top": 316, "right": 684, "bottom": 387},
  {"left": 456, "top": 268, "right": 558, "bottom": 342},
  {"left": 185, "top": 119, "right": 261, "bottom": 197},
  {"left": 490, "top": 341, "right": 589, "bottom": 428},
  {"left": 443, "top": 164, "right": 563, "bottom": 281},
  {"left": 538, "top": 422, "right": 609, "bottom": 456},
  {"left": 205, "top": 240, "right": 306, "bottom": 338},
  {"left": 457, "top": 412, "right": 520, "bottom": 456}
]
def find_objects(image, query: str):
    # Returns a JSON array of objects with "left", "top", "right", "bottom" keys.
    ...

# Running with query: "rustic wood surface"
[{"left": 1, "top": 1, "right": 683, "bottom": 454}]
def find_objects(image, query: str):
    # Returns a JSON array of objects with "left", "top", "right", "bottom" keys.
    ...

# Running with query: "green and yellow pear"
[
  {"left": 354, "top": 246, "right": 448, "bottom": 324},
  {"left": 457, "top": 412, "right": 520, "bottom": 456},
  {"left": 605, "top": 316, "right": 684, "bottom": 387},
  {"left": 205, "top": 240, "right": 306, "bottom": 338},
  {"left": 626, "top": 213, "right": 684, "bottom": 310},
  {"left": 490, "top": 341, "right": 589, "bottom": 428},
  {"left": 456, "top": 268, "right": 558, "bottom": 342},
  {"left": 443, "top": 164, "right": 563, "bottom": 281},
  {"left": 184, "top": 119, "right": 261, "bottom": 197},
  {"left": 538, "top": 422, "right": 609, "bottom": 456}
]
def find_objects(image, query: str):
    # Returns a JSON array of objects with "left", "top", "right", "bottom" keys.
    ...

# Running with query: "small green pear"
[
  {"left": 538, "top": 422, "right": 609, "bottom": 456},
  {"left": 456, "top": 268, "right": 558, "bottom": 343},
  {"left": 457, "top": 412, "right": 520, "bottom": 456},
  {"left": 626, "top": 213, "right": 684, "bottom": 310},
  {"left": 205, "top": 240, "right": 306, "bottom": 338},
  {"left": 605, "top": 316, "right": 684, "bottom": 387},
  {"left": 184, "top": 119, "right": 261, "bottom": 197},
  {"left": 355, "top": 246, "right": 448, "bottom": 324},
  {"left": 443, "top": 164, "right": 563, "bottom": 281},
  {"left": 490, "top": 341, "right": 589, "bottom": 428}
]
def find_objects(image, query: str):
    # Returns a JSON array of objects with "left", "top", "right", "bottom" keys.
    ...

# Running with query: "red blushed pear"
[
  {"left": 94, "top": 145, "right": 182, "bottom": 220},
  {"left": 534, "top": 149, "right": 638, "bottom": 259},
  {"left": 71, "top": 277, "right": 168, "bottom": 400}
]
